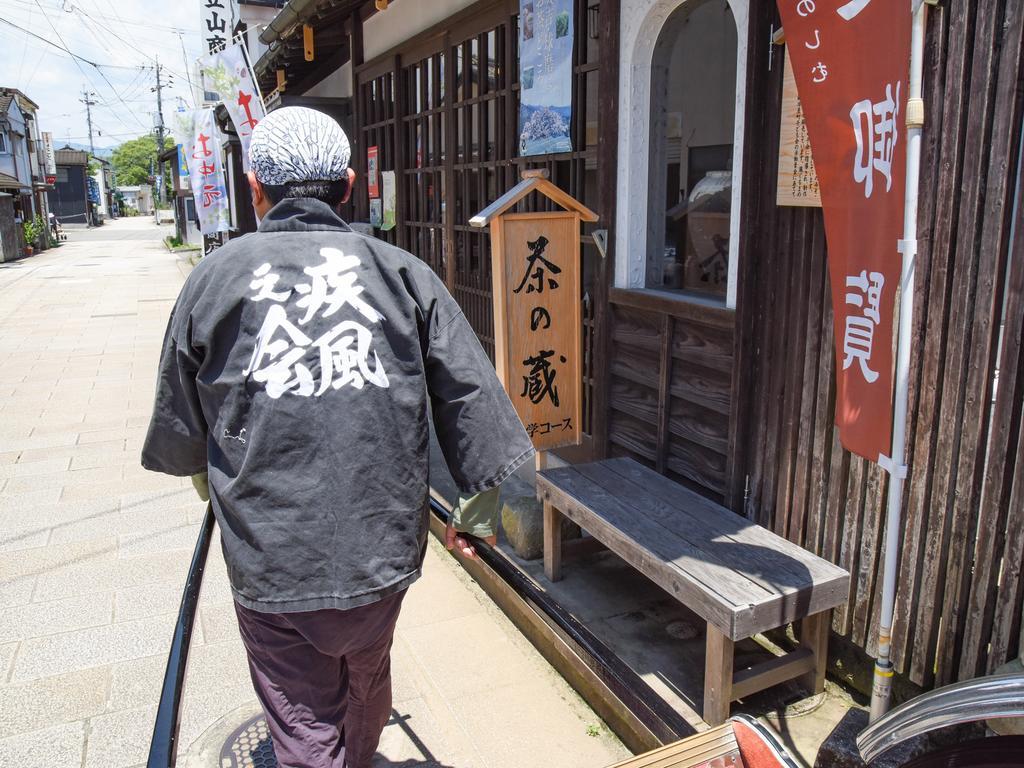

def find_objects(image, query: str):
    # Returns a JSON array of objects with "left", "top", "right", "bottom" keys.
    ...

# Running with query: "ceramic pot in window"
[{"left": 685, "top": 170, "right": 731, "bottom": 293}]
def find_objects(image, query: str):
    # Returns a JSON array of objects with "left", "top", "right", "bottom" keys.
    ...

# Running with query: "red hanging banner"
[{"left": 776, "top": 0, "right": 911, "bottom": 462}]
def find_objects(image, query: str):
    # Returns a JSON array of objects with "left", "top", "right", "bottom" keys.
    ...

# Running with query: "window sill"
[{"left": 609, "top": 286, "right": 735, "bottom": 327}]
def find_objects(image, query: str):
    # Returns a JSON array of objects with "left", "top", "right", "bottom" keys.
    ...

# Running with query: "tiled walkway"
[{"left": 0, "top": 218, "right": 628, "bottom": 768}]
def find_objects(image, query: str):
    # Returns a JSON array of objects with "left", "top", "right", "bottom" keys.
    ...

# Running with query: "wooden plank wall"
[
  {"left": 602, "top": 0, "right": 1024, "bottom": 688},
  {"left": 606, "top": 291, "right": 734, "bottom": 502},
  {"left": 740, "top": 0, "right": 1024, "bottom": 688}
]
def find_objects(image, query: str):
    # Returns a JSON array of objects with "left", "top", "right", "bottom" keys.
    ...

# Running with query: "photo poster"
[
  {"left": 369, "top": 198, "right": 383, "bottom": 228},
  {"left": 518, "top": 0, "right": 574, "bottom": 156},
  {"left": 367, "top": 146, "right": 380, "bottom": 198},
  {"left": 381, "top": 171, "right": 396, "bottom": 231}
]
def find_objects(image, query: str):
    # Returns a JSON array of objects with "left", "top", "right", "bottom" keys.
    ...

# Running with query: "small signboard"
[
  {"left": 777, "top": 50, "right": 822, "bottom": 208},
  {"left": 471, "top": 171, "right": 597, "bottom": 452},
  {"left": 367, "top": 146, "right": 380, "bottom": 198},
  {"left": 42, "top": 132, "right": 56, "bottom": 177}
]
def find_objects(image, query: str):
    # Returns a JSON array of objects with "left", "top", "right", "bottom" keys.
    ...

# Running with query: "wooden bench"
[{"left": 537, "top": 458, "right": 850, "bottom": 726}]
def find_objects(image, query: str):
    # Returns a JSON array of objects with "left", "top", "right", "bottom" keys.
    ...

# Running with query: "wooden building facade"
[{"left": 254, "top": 0, "right": 1024, "bottom": 693}]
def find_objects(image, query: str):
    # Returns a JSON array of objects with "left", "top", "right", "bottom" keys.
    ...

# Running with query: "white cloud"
[{"left": 0, "top": 0, "right": 210, "bottom": 149}]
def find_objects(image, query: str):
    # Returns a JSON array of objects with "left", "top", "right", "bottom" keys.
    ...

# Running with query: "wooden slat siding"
[
  {"left": 664, "top": 443, "right": 727, "bottom": 499},
  {"left": 592, "top": 0, "right": 620, "bottom": 461},
  {"left": 669, "top": 318, "right": 734, "bottom": 374},
  {"left": 958, "top": 0, "right": 1024, "bottom": 679},
  {"left": 607, "top": 300, "right": 733, "bottom": 497},
  {"left": 775, "top": 210, "right": 814, "bottom": 538},
  {"left": 802, "top": 220, "right": 832, "bottom": 557},
  {"left": 852, "top": 464, "right": 884, "bottom": 650},
  {"left": 788, "top": 216, "right": 826, "bottom": 547},
  {"left": 980, "top": 139, "right": 1024, "bottom": 676},
  {"left": 613, "top": 347, "right": 732, "bottom": 416},
  {"left": 726, "top": 0, "right": 779, "bottom": 514},
  {"left": 989, "top": 388, "right": 1024, "bottom": 673},
  {"left": 890, "top": 1, "right": 965, "bottom": 676},
  {"left": 757, "top": 207, "right": 796, "bottom": 530},
  {"left": 656, "top": 315, "right": 674, "bottom": 473},
  {"left": 937, "top": 0, "right": 1023, "bottom": 685},
  {"left": 834, "top": 457, "right": 866, "bottom": 636},
  {"left": 667, "top": 398, "right": 729, "bottom": 456},
  {"left": 912, "top": 0, "right": 1004, "bottom": 687}
]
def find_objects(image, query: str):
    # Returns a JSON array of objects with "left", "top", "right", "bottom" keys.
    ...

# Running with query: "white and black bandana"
[{"left": 249, "top": 106, "right": 351, "bottom": 186}]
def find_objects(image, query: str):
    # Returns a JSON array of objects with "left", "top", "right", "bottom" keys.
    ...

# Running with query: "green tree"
[{"left": 111, "top": 133, "right": 160, "bottom": 186}]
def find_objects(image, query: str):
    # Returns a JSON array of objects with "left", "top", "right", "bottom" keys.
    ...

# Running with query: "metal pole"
[
  {"left": 80, "top": 89, "right": 96, "bottom": 157},
  {"left": 155, "top": 58, "right": 167, "bottom": 206},
  {"left": 870, "top": 0, "right": 928, "bottom": 722}
]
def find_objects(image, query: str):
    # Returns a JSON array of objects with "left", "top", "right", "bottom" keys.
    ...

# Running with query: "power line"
[
  {"left": 0, "top": 16, "right": 142, "bottom": 70},
  {"left": 27, "top": 0, "right": 149, "bottom": 132}
]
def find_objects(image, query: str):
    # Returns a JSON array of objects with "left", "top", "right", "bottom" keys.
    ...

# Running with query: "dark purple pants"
[{"left": 233, "top": 590, "right": 407, "bottom": 768}]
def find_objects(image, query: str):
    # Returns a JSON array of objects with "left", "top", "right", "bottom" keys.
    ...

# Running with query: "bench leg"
[
  {"left": 543, "top": 501, "right": 563, "bottom": 582},
  {"left": 704, "top": 625, "right": 734, "bottom": 726},
  {"left": 799, "top": 609, "right": 831, "bottom": 695}
]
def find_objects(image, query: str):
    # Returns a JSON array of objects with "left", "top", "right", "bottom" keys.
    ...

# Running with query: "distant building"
[
  {"left": 48, "top": 147, "right": 92, "bottom": 226},
  {"left": 117, "top": 184, "right": 153, "bottom": 215},
  {"left": 0, "top": 87, "right": 53, "bottom": 255},
  {"left": 0, "top": 90, "right": 36, "bottom": 227}
]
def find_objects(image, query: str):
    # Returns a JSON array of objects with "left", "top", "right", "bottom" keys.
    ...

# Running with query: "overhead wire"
[{"left": 29, "top": 0, "right": 149, "bottom": 132}]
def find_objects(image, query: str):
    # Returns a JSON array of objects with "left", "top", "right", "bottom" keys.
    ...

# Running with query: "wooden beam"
[
  {"left": 704, "top": 626, "right": 734, "bottom": 726},
  {"left": 731, "top": 647, "right": 815, "bottom": 701},
  {"left": 543, "top": 499, "right": 564, "bottom": 582},
  {"left": 799, "top": 609, "right": 831, "bottom": 694}
]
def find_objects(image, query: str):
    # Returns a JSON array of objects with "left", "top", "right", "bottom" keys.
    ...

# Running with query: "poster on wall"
[
  {"left": 776, "top": 50, "right": 821, "bottom": 207},
  {"left": 518, "top": 0, "right": 574, "bottom": 156},
  {"left": 381, "top": 171, "right": 396, "bottom": 231},
  {"left": 369, "top": 198, "right": 383, "bottom": 228},
  {"left": 367, "top": 146, "right": 380, "bottom": 198}
]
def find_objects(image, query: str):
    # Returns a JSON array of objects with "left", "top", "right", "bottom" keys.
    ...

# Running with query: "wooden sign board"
[
  {"left": 777, "top": 49, "right": 822, "bottom": 208},
  {"left": 473, "top": 171, "right": 597, "bottom": 453},
  {"left": 492, "top": 212, "right": 582, "bottom": 451}
]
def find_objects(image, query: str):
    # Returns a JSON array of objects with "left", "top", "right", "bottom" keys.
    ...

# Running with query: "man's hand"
[
  {"left": 445, "top": 521, "right": 496, "bottom": 559},
  {"left": 191, "top": 472, "right": 210, "bottom": 502}
]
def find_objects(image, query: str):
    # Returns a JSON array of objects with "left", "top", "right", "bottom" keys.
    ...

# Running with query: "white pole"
[{"left": 870, "top": 0, "right": 928, "bottom": 722}]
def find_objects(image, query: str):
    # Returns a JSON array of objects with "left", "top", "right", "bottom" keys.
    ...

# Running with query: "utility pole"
[
  {"left": 79, "top": 89, "right": 97, "bottom": 156},
  {"left": 153, "top": 57, "right": 167, "bottom": 205}
]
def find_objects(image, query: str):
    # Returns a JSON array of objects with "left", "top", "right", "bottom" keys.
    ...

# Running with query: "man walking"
[{"left": 142, "top": 107, "right": 533, "bottom": 768}]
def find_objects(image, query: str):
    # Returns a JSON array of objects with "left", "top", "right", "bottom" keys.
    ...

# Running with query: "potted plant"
[{"left": 22, "top": 218, "right": 40, "bottom": 257}]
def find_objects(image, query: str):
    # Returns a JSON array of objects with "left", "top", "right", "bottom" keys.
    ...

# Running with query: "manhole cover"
[{"left": 220, "top": 713, "right": 278, "bottom": 768}]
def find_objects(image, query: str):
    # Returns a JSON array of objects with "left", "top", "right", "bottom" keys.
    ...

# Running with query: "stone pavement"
[{"left": 0, "top": 218, "right": 629, "bottom": 768}]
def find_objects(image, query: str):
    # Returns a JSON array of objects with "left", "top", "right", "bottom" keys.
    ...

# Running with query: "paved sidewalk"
[{"left": 0, "top": 219, "right": 629, "bottom": 768}]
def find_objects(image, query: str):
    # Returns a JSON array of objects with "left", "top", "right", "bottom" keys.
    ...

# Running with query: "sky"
[{"left": 0, "top": 0, "right": 209, "bottom": 151}]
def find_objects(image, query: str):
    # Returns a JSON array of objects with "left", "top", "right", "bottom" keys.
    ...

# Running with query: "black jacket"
[{"left": 142, "top": 198, "right": 533, "bottom": 612}]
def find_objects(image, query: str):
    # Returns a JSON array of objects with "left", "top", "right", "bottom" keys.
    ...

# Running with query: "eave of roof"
[{"left": 254, "top": 0, "right": 362, "bottom": 94}]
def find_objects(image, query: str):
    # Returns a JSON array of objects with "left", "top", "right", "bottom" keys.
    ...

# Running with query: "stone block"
[
  {"left": 0, "top": 721, "right": 85, "bottom": 768},
  {"left": 501, "top": 495, "right": 579, "bottom": 560}
]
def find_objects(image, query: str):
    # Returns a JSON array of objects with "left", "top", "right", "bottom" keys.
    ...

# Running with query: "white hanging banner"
[
  {"left": 202, "top": 42, "right": 265, "bottom": 171},
  {"left": 187, "top": 108, "right": 231, "bottom": 234},
  {"left": 200, "top": 0, "right": 239, "bottom": 103},
  {"left": 170, "top": 108, "right": 196, "bottom": 191}
]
